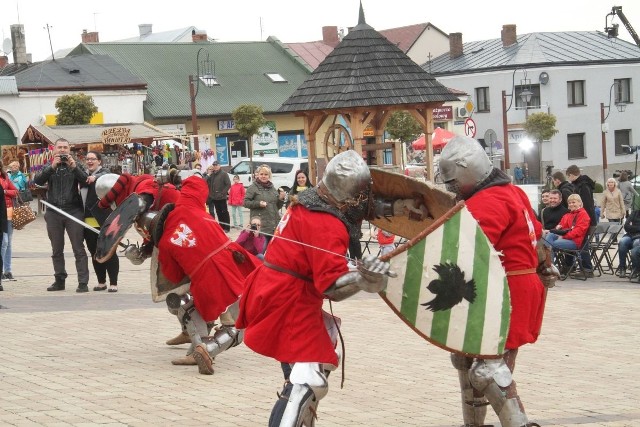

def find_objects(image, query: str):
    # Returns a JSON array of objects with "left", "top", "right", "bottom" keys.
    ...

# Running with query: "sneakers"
[
  {"left": 47, "top": 281, "right": 65, "bottom": 291},
  {"left": 584, "top": 269, "right": 594, "bottom": 278},
  {"left": 615, "top": 267, "right": 627, "bottom": 278},
  {"left": 1, "top": 272, "right": 15, "bottom": 281},
  {"left": 76, "top": 284, "right": 89, "bottom": 293},
  {"left": 629, "top": 270, "right": 639, "bottom": 280}
]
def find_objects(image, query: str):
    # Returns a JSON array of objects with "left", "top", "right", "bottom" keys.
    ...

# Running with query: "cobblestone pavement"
[{"left": 0, "top": 214, "right": 638, "bottom": 426}]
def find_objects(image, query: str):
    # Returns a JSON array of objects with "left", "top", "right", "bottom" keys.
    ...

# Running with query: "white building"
[{"left": 425, "top": 25, "right": 640, "bottom": 185}]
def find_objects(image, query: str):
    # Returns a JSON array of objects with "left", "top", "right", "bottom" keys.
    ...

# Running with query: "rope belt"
[
  {"left": 263, "top": 261, "right": 313, "bottom": 283},
  {"left": 506, "top": 268, "right": 537, "bottom": 276},
  {"left": 191, "top": 240, "right": 231, "bottom": 276}
]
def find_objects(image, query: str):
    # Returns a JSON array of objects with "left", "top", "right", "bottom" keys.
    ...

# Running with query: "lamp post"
[
  {"left": 501, "top": 80, "right": 533, "bottom": 177},
  {"left": 601, "top": 82, "right": 627, "bottom": 182},
  {"left": 188, "top": 47, "right": 218, "bottom": 152}
]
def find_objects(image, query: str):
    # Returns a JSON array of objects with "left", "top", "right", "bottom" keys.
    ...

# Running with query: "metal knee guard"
[
  {"left": 201, "top": 325, "right": 244, "bottom": 358},
  {"left": 469, "top": 355, "right": 528, "bottom": 427},
  {"left": 271, "top": 363, "right": 328, "bottom": 427},
  {"left": 450, "top": 354, "right": 488, "bottom": 427},
  {"left": 175, "top": 297, "right": 208, "bottom": 346}
]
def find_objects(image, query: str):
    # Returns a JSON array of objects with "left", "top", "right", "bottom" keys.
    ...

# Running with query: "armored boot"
[{"left": 451, "top": 354, "right": 491, "bottom": 427}]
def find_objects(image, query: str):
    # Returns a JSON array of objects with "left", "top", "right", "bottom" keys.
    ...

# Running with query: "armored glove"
[
  {"left": 324, "top": 255, "right": 391, "bottom": 301},
  {"left": 124, "top": 244, "right": 148, "bottom": 265}
]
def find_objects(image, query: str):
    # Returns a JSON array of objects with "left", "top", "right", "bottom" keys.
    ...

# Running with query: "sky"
[{"left": 1, "top": 0, "right": 640, "bottom": 63}]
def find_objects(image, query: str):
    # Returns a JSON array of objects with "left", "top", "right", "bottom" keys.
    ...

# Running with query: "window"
[
  {"left": 515, "top": 84, "right": 541, "bottom": 109},
  {"left": 265, "top": 73, "right": 287, "bottom": 83},
  {"left": 614, "top": 78, "right": 631, "bottom": 104},
  {"left": 475, "top": 87, "right": 490, "bottom": 112},
  {"left": 567, "top": 133, "right": 586, "bottom": 159},
  {"left": 614, "top": 129, "right": 631, "bottom": 156},
  {"left": 567, "top": 80, "right": 585, "bottom": 106}
]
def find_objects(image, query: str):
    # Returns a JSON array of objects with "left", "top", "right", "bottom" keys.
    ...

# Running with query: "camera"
[
  {"left": 250, "top": 224, "right": 258, "bottom": 231},
  {"left": 59, "top": 155, "right": 68, "bottom": 162}
]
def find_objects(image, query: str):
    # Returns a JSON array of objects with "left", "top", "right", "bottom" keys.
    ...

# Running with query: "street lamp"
[
  {"left": 501, "top": 68, "right": 534, "bottom": 174},
  {"left": 189, "top": 47, "right": 218, "bottom": 152},
  {"left": 600, "top": 81, "right": 627, "bottom": 181}
]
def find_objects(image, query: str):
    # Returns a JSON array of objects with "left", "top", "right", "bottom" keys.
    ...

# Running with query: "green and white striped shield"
[{"left": 380, "top": 205, "right": 510, "bottom": 357}]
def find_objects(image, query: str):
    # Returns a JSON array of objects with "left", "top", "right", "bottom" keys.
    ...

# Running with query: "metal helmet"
[
  {"left": 95, "top": 173, "right": 120, "bottom": 200},
  {"left": 439, "top": 135, "right": 493, "bottom": 199},
  {"left": 319, "top": 150, "right": 371, "bottom": 208}
]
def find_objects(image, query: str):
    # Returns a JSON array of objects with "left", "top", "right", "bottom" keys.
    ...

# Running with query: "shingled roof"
[{"left": 279, "top": 7, "right": 458, "bottom": 113}]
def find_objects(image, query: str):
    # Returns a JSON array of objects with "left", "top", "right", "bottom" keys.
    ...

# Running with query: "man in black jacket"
[
  {"left": 566, "top": 165, "right": 596, "bottom": 276},
  {"left": 552, "top": 171, "right": 575, "bottom": 209},
  {"left": 539, "top": 190, "right": 568, "bottom": 230},
  {"left": 616, "top": 209, "right": 640, "bottom": 278},
  {"left": 34, "top": 138, "right": 90, "bottom": 292},
  {"left": 205, "top": 161, "right": 231, "bottom": 232}
]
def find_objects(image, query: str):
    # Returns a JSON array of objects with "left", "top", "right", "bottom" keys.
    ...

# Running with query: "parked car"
[{"left": 227, "top": 157, "right": 309, "bottom": 192}]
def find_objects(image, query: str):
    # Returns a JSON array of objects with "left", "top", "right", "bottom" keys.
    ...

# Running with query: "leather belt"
[
  {"left": 263, "top": 260, "right": 313, "bottom": 283},
  {"left": 506, "top": 268, "right": 537, "bottom": 276}
]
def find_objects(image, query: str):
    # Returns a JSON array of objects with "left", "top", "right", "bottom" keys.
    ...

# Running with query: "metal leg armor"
[
  {"left": 269, "top": 362, "right": 329, "bottom": 427},
  {"left": 450, "top": 353, "right": 489, "bottom": 427},
  {"left": 469, "top": 350, "right": 530, "bottom": 427}
]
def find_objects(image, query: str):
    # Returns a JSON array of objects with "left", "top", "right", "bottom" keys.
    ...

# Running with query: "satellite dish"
[
  {"left": 37, "top": 115, "right": 46, "bottom": 125},
  {"left": 2, "top": 38, "right": 12, "bottom": 55}
]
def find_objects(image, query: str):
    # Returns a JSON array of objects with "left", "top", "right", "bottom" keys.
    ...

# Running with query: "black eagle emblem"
[{"left": 421, "top": 263, "right": 477, "bottom": 312}]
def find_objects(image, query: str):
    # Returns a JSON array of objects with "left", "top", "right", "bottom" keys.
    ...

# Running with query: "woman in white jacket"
[{"left": 601, "top": 177, "right": 626, "bottom": 223}]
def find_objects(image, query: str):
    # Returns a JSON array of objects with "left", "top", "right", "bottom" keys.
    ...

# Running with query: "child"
[
  {"left": 228, "top": 175, "right": 246, "bottom": 228},
  {"left": 375, "top": 226, "right": 396, "bottom": 257}
]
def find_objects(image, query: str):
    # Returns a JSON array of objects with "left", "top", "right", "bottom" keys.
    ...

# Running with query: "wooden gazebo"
[{"left": 278, "top": 4, "right": 459, "bottom": 183}]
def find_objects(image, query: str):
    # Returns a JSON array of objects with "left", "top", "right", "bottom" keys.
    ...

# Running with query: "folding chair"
[
  {"left": 595, "top": 223, "right": 624, "bottom": 274},
  {"left": 588, "top": 222, "right": 612, "bottom": 275},
  {"left": 554, "top": 225, "right": 598, "bottom": 281}
]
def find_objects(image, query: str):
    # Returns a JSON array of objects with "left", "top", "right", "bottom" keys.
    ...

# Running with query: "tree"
[
  {"left": 54, "top": 93, "right": 98, "bottom": 125},
  {"left": 232, "top": 104, "right": 266, "bottom": 175},
  {"left": 524, "top": 112, "right": 558, "bottom": 187},
  {"left": 385, "top": 111, "right": 422, "bottom": 144}
]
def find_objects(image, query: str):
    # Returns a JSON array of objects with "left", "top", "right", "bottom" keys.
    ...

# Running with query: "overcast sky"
[{"left": 2, "top": 0, "right": 640, "bottom": 63}]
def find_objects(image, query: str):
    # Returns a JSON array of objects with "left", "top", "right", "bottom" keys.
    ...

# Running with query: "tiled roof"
[
  {"left": 7, "top": 55, "right": 146, "bottom": 90},
  {"left": 279, "top": 18, "right": 458, "bottom": 113},
  {"left": 379, "top": 23, "right": 428, "bottom": 52},
  {"left": 285, "top": 41, "right": 335, "bottom": 69},
  {"left": 425, "top": 31, "right": 640, "bottom": 75},
  {"left": 67, "top": 38, "right": 311, "bottom": 119}
]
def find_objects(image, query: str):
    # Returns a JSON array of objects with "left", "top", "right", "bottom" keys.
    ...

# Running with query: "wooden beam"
[{"left": 361, "top": 142, "right": 394, "bottom": 151}]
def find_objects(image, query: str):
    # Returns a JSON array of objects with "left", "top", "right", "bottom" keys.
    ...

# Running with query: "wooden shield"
[
  {"left": 96, "top": 194, "right": 147, "bottom": 263},
  {"left": 379, "top": 202, "right": 510, "bottom": 358},
  {"left": 150, "top": 247, "right": 190, "bottom": 302},
  {"left": 369, "top": 168, "right": 456, "bottom": 239}
]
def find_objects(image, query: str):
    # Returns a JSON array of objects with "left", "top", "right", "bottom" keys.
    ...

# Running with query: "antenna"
[
  {"left": 44, "top": 23, "right": 55, "bottom": 61},
  {"left": 259, "top": 17, "right": 263, "bottom": 40}
]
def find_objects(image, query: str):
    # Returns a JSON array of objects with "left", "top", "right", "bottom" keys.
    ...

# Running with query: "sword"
[{"left": 40, "top": 200, "right": 128, "bottom": 248}]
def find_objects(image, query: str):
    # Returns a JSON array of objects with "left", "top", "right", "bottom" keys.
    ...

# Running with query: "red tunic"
[
  {"left": 465, "top": 184, "right": 545, "bottom": 350},
  {"left": 158, "top": 177, "right": 259, "bottom": 322},
  {"left": 236, "top": 204, "right": 349, "bottom": 365}
]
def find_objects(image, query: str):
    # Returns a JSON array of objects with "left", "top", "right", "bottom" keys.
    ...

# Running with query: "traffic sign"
[{"left": 464, "top": 118, "right": 477, "bottom": 138}]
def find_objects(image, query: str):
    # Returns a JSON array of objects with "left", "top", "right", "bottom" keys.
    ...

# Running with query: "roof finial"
[{"left": 358, "top": 0, "right": 366, "bottom": 25}]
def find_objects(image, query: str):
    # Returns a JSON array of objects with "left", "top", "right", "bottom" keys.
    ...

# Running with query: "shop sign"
[
  {"left": 101, "top": 127, "right": 131, "bottom": 144},
  {"left": 432, "top": 106, "right": 453, "bottom": 120}
]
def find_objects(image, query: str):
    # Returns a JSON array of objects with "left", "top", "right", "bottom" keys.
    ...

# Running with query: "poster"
[{"left": 253, "top": 121, "right": 278, "bottom": 156}]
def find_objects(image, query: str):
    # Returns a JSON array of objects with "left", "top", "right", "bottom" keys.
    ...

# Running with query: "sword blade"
[{"left": 40, "top": 200, "right": 99, "bottom": 235}]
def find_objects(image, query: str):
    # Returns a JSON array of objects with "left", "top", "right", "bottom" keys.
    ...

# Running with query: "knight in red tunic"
[
  {"left": 440, "top": 136, "right": 546, "bottom": 427},
  {"left": 158, "top": 176, "right": 260, "bottom": 375},
  {"left": 236, "top": 151, "right": 391, "bottom": 426}
]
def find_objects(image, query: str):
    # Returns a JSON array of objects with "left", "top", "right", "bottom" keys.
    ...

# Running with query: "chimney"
[
  {"left": 501, "top": 24, "right": 517, "bottom": 47},
  {"left": 81, "top": 29, "right": 99, "bottom": 43},
  {"left": 449, "top": 32, "right": 463, "bottom": 59},
  {"left": 192, "top": 30, "right": 208, "bottom": 42},
  {"left": 139, "top": 24, "right": 152, "bottom": 38},
  {"left": 0, "top": 56, "right": 8, "bottom": 69},
  {"left": 322, "top": 26, "right": 340, "bottom": 47},
  {"left": 10, "top": 24, "right": 27, "bottom": 65}
]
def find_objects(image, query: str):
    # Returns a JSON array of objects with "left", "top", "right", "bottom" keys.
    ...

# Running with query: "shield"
[
  {"left": 369, "top": 168, "right": 456, "bottom": 239},
  {"left": 379, "top": 203, "right": 510, "bottom": 358},
  {"left": 95, "top": 194, "right": 147, "bottom": 263},
  {"left": 150, "top": 247, "right": 190, "bottom": 302}
]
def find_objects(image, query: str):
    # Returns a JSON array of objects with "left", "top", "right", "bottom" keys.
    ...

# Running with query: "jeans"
[
  {"left": 619, "top": 235, "right": 640, "bottom": 270},
  {"left": 544, "top": 233, "right": 593, "bottom": 270},
  {"left": 230, "top": 205, "right": 243, "bottom": 227},
  {"left": 1, "top": 220, "right": 13, "bottom": 273},
  {"left": 44, "top": 208, "right": 89, "bottom": 285}
]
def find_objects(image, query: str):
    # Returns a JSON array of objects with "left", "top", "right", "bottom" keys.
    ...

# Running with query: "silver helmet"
[
  {"left": 95, "top": 173, "right": 120, "bottom": 200},
  {"left": 320, "top": 150, "right": 371, "bottom": 208},
  {"left": 439, "top": 135, "right": 492, "bottom": 199}
]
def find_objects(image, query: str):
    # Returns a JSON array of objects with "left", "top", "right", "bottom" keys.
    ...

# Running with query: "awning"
[{"left": 411, "top": 127, "right": 457, "bottom": 150}]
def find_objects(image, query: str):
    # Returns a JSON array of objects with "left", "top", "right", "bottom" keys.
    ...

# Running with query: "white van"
[{"left": 227, "top": 157, "right": 309, "bottom": 192}]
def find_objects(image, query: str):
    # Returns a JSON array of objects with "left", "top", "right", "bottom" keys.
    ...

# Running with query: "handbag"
[
  {"left": 18, "top": 189, "right": 33, "bottom": 202},
  {"left": 12, "top": 195, "right": 36, "bottom": 230}
]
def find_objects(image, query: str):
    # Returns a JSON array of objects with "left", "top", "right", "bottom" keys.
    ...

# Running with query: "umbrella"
[{"left": 411, "top": 128, "right": 457, "bottom": 151}]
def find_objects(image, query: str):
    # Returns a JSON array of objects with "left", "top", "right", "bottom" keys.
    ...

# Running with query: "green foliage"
[
  {"left": 385, "top": 111, "right": 423, "bottom": 144},
  {"left": 54, "top": 93, "right": 98, "bottom": 125},
  {"left": 232, "top": 105, "right": 266, "bottom": 139},
  {"left": 594, "top": 182, "right": 604, "bottom": 193},
  {"left": 523, "top": 112, "right": 558, "bottom": 142}
]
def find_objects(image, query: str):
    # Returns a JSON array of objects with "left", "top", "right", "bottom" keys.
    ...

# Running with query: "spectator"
[
  {"left": 235, "top": 216, "right": 266, "bottom": 260},
  {"left": 81, "top": 151, "right": 120, "bottom": 293},
  {"left": 205, "top": 161, "right": 231, "bottom": 232},
  {"left": 615, "top": 209, "right": 640, "bottom": 278},
  {"left": 514, "top": 164, "right": 524, "bottom": 184},
  {"left": 228, "top": 174, "right": 246, "bottom": 228},
  {"left": 0, "top": 160, "right": 18, "bottom": 281},
  {"left": 375, "top": 226, "right": 396, "bottom": 257},
  {"left": 617, "top": 171, "right": 638, "bottom": 216},
  {"left": 0, "top": 185, "right": 6, "bottom": 291},
  {"left": 34, "top": 138, "right": 90, "bottom": 292},
  {"left": 539, "top": 189, "right": 568, "bottom": 231},
  {"left": 8, "top": 161, "right": 29, "bottom": 212},
  {"left": 543, "top": 194, "right": 591, "bottom": 276},
  {"left": 628, "top": 243, "right": 640, "bottom": 283},
  {"left": 566, "top": 165, "right": 595, "bottom": 274},
  {"left": 538, "top": 188, "right": 550, "bottom": 217},
  {"left": 552, "top": 171, "right": 575, "bottom": 209},
  {"left": 601, "top": 177, "right": 625, "bottom": 223},
  {"left": 285, "top": 169, "right": 312, "bottom": 208},
  {"left": 243, "top": 164, "right": 284, "bottom": 247}
]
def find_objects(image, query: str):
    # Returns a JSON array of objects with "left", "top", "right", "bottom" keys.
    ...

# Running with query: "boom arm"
[{"left": 606, "top": 6, "right": 640, "bottom": 48}]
